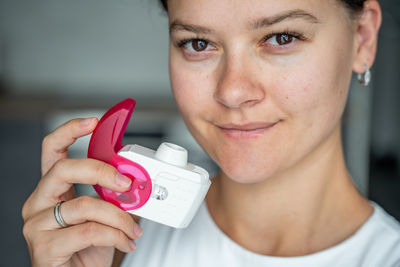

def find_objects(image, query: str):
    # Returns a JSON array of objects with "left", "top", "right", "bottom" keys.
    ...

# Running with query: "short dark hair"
[
  {"left": 159, "top": 0, "right": 168, "bottom": 12},
  {"left": 158, "top": 0, "right": 367, "bottom": 15},
  {"left": 341, "top": 0, "right": 367, "bottom": 13}
]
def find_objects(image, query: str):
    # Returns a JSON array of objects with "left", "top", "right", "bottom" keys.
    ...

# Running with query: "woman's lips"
[{"left": 216, "top": 121, "right": 279, "bottom": 140}]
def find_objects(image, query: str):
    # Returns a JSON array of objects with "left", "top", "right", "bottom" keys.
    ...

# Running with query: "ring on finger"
[{"left": 54, "top": 201, "right": 69, "bottom": 228}]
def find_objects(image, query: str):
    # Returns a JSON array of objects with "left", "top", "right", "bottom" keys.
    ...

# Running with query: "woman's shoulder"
[
  {"left": 347, "top": 202, "right": 400, "bottom": 266},
  {"left": 366, "top": 202, "right": 400, "bottom": 240}
]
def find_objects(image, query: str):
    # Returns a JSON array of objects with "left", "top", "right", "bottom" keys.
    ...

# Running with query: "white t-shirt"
[{"left": 122, "top": 202, "right": 400, "bottom": 267}]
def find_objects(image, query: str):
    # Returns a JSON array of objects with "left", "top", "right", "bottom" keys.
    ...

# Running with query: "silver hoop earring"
[{"left": 357, "top": 64, "right": 371, "bottom": 86}]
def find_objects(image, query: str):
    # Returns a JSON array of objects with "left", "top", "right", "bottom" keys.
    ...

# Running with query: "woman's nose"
[{"left": 214, "top": 57, "right": 265, "bottom": 109}]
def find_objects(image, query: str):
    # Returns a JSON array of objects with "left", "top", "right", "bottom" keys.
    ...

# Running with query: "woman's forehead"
[{"left": 167, "top": 0, "right": 344, "bottom": 29}]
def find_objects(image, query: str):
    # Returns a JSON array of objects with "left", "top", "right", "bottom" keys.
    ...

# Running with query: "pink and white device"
[{"left": 88, "top": 98, "right": 211, "bottom": 228}]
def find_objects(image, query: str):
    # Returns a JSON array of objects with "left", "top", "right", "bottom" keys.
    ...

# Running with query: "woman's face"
[{"left": 168, "top": 0, "right": 357, "bottom": 183}]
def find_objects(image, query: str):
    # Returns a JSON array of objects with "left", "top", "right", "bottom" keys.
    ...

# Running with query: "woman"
[{"left": 22, "top": 0, "right": 400, "bottom": 266}]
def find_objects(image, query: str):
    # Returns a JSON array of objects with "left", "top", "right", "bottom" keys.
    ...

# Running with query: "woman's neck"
[{"left": 206, "top": 126, "right": 373, "bottom": 256}]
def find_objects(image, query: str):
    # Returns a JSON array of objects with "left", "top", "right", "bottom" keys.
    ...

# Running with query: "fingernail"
[
  {"left": 128, "top": 240, "right": 136, "bottom": 251},
  {"left": 80, "top": 117, "right": 94, "bottom": 126},
  {"left": 134, "top": 224, "right": 142, "bottom": 237},
  {"left": 116, "top": 173, "right": 132, "bottom": 187}
]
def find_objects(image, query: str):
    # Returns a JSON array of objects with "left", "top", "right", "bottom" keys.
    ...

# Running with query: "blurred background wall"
[{"left": 0, "top": 0, "right": 399, "bottom": 265}]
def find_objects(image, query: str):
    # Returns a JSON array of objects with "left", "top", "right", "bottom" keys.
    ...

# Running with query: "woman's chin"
[{"left": 218, "top": 159, "right": 277, "bottom": 185}]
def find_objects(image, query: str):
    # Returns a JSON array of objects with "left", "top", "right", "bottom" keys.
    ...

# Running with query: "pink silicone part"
[
  {"left": 88, "top": 98, "right": 152, "bottom": 211},
  {"left": 93, "top": 155, "right": 152, "bottom": 210},
  {"left": 88, "top": 98, "right": 136, "bottom": 162}
]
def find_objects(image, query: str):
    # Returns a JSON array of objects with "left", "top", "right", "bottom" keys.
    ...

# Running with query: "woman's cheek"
[
  {"left": 270, "top": 70, "right": 320, "bottom": 116},
  {"left": 171, "top": 70, "right": 196, "bottom": 105},
  {"left": 278, "top": 63, "right": 347, "bottom": 144},
  {"left": 170, "top": 59, "right": 216, "bottom": 113}
]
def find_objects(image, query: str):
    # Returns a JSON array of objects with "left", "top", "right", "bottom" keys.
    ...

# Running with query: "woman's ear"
[{"left": 352, "top": 0, "right": 382, "bottom": 73}]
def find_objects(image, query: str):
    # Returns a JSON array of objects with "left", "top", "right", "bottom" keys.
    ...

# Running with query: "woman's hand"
[{"left": 22, "top": 118, "right": 142, "bottom": 267}]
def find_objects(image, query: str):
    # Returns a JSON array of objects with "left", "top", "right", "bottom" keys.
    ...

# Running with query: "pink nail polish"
[
  {"left": 80, "top": 117, "right": 94, "bottom": 126},
  {"left": 116, "top": 173, "right": 132, "bottom": 187},
  {"left": 128, "top": 240, "right": 136, "bottom": 250},
  {"left": 134, "top": 224, "right": 143, "bottom": 237}
]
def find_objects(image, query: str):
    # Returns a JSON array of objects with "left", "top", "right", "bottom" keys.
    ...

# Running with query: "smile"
[{"left": 216, "top": 121, "right": 279, "bottom": 140}]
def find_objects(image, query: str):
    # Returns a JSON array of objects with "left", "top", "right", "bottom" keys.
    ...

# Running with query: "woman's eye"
[
  {"left": 182, "top": 39, "right": 212, "bottom": 52},
  {"left": 265, "top": 33, "right": 297, "bottom": 46}
]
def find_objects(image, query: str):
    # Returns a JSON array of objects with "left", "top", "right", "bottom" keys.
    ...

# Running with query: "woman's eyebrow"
[
  {"left": 169, "top": 20, "right": 213, "bottom": 34},
  {"left": 169, "top": 9, "right": 319, "bottom": 35},
  {"left": 249, "top": 9, "right": 320, "bottom": 30}
]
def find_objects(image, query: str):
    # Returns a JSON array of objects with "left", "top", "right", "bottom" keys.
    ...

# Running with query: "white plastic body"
[{"left": 118, "top": 144, "right": 211, "bottom": 228}]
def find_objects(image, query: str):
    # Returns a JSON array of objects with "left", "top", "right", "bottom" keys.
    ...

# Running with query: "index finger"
[
  {"left": 24, "top": 158, "right": 132, "bottom": 220},
  {"left": 41, "top": 117, "right": 98, "bottom": 176}
]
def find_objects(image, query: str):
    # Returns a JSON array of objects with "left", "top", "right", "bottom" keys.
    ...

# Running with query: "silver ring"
[{"left": 54, "top": 201, "right": 68, "bottom": 228}]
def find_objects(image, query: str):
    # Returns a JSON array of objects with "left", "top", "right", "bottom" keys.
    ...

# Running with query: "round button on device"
[{"left": 155, "top": 142, "right": 188, "bottom": 167}]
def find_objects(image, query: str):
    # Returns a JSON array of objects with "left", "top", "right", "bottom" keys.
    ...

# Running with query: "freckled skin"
[{"left": 168, "top": 0, "right": 356, "bottom": 183}]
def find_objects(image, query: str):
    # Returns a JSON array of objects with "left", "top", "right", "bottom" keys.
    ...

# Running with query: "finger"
[
  {"left": 41, "top": 158, "right": 132, "bottom": 199},
  {"left": 48, "top": 222, "right": 136, "bottom": 256},
  {"left": 41, "top": 117, "right": 98, "bottom": 176},
  {"left": 28, "top": 196, "right": 142, "bottom": 240},
  {"left": 25, "top": 158, "right": 132, "bottom": 218}
]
